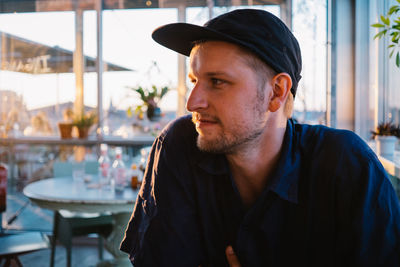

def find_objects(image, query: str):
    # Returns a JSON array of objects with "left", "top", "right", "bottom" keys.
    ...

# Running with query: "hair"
[
  {"left": 237, "top": 46, "right": 294, "bottom": 118},
  {"left": 191, "top": 41, "right": 294, "bottom": 118}
]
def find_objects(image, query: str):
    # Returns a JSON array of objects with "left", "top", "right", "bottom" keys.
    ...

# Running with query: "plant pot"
[
  {"left": 376, "top": 135, "right": 397, "bottom": 157},
  {"left": 77, "top": 127, "right": 90, "bottom": 139},
  {"left": 58, "top": 122, "right": 73, "bottom": 139}
]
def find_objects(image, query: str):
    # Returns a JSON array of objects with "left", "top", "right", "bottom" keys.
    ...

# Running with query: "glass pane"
[
  {"left": 292, "top": 0, "right": 327, "bottom": 124},
  {"left": 379, "top": 0, "right": 400, "bottom": 145},
  {"left": 0, "top": 2, "right": 329, "bottom": 139},
  {"left": 101, "top": 8, "right": 178, "bottom": 137},
  {"left": 0, "top": 11, "right": 76, "bottom": 137},
  {"left": 387, "top": 45, "right": 400, "bottom": 127},
  {"left": 388, "top": 68, "right": 400, "bottom": 125}
]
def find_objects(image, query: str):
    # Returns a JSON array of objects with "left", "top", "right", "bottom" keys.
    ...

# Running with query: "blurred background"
[{"left": 0, "top": 0, "right": 399, "bottom": 265}]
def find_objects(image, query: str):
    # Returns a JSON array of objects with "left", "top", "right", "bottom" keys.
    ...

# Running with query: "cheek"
[{"left": 220, "top": 99, "right": 258, "bottom": 128}]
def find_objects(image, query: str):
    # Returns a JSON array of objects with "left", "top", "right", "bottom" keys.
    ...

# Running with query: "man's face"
[{"left": 187, "top": 41, "right": 272, "bottom": 154}]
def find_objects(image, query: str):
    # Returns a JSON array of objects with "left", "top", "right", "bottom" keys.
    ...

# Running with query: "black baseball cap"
[{"left": 152, "top": 8, "right": 302, "bottom": 97}]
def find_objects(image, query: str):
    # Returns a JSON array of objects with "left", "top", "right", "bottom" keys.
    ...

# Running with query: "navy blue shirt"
[{"left": 121, "top": 115, "right": 400, "bottom": 266}]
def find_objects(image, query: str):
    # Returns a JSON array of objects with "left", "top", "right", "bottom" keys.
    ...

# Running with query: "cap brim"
[{"left": 152, "top": 23, "right": 240, "bottom": 57}]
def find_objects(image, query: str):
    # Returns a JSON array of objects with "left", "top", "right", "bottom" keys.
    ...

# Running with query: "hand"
[{"left": 225, "top": 246, "right": 241, "bottom": 267}]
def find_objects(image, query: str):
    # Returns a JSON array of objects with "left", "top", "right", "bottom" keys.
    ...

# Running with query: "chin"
[{"left": 196, "top": 135, "right": 229, "bottom": 154}]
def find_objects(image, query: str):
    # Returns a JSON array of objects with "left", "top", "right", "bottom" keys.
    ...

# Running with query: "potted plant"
[
  {"left": 371, "top": 1, "right": 400, "bottom": 68},
  {"left": 73, "top": 111, "right": 97, "bottom": 139},
  {"left": 371, "top": 121, "right": 400, "bottom": 156},
  {"left": 126, "top": 85, "right": 169, "bottom": 121},
  {"left": 58, "top": 108, "right": 74, "bottom": 139}
]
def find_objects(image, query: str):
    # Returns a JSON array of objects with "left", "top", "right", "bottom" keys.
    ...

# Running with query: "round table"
[{"left": 23, "top": 177, "right": 139, "bottom": 267}]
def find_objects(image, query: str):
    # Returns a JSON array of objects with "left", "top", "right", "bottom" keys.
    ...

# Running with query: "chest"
[{"left": 192, "top": 172, "right": 339, "bottom": 267}]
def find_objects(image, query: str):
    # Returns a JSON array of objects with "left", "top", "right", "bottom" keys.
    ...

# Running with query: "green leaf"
[
  {"left": 390, "top": 49, "right": 395, "bottom": 58},
  {"left": 160, "top": 86, "right": 169, "bottom": 99},
  {"left": 371, "top": 23, "right": 384, "bottom": 28},
  {"left": 374, "top": 30, "right": 387, "bottom": 39},
  {"left": 135, "top": 87, "right": 146, "bottom": 101},
  {"left": 396, "top": 52, "right": 400, "bottom": 67},
  {"left": 373, "top": 31, "right": 381, "bottom": 39},
  {"left": 388, "top": 5, "right": 400, "bottom": 15},
  {"left": 397, "top": 0, "right": 400, "bottom": 4},
  {"left": 381, "top": 15, "right": 390, "bottom": 25},
  {"left": 388, "top": 44, "right": 396, "bottom": 48}
]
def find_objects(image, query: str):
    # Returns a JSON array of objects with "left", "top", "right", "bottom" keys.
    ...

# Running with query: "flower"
[{"left": 126, "top": 85, "right": 169, "bottom": 119}]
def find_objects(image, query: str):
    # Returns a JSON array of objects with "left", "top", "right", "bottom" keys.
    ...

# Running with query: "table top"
[
  {"left": 0, "top": 135, "right": 155, "bottom": 146},
  {"left": 23, "top": 177, "right": 139, "bottom": 213},
  {"left": 367, "top": 141, "right": 400, "bottom": 179},
  {"left": 378, "top": 150, "right": 400, "bottom": 179}
]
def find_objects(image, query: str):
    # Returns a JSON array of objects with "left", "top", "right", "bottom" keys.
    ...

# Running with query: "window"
[
  {"left": 292, "top": 0, "right": 327, "bottom": 124},
  {"left": 0, "top": 1, "right": 328, "bottom": 139},
  {"left": 370, "top": 0, "right": 400, "bottom": 135}
]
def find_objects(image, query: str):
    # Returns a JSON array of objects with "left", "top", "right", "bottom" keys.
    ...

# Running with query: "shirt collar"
[
  {"left": 265, "top": 119, "right": 300, "bottom": 204},
  {"left": 196, "top": 150, "right": 229, "bottom": 175},
  {"left": 195, "top": 119, "right": 300, "bottom": 204}
]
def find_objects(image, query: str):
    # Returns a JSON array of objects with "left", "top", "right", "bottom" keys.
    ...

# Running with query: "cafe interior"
[{"left": 0, "top": 0, "right": 399, "bottom": 266}]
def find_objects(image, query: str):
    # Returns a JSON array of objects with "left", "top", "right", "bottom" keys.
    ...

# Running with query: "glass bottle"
[
  {"left": 130, "top": 164, "right": 143, "bottom": 189},
  {"left": 98, "top": 144, "right": 111, "bottom": 187},
  {"left": 111, "top": 147, "right": 126, "bottom": 192}
]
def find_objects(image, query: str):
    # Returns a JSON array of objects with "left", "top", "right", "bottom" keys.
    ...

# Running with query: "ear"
[{"left": 268, "top": 73, "right": 292, "bottom": 112}]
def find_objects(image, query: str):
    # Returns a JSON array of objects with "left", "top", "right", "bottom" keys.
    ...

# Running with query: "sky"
[
  {"left": 0, "top": 2, "right": 326, "bottom": 113},
  {"left": 0, "top": 8, "right": 180, "bottom": 111}
]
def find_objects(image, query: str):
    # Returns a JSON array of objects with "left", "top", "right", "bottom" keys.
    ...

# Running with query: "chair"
[
  {"left": 0, "top": 187, "right": 49, "bottom": 267},
  {"left": 50, "top": 161, "right": 113, "bottom": 267},
  {"left": 0, "top": 231, "right": 49, "bottom": 267}
]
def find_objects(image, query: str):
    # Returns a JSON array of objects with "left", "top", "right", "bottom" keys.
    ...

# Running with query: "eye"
[{"left": 211, "top": 78, "right": 224, "bottom": 86}]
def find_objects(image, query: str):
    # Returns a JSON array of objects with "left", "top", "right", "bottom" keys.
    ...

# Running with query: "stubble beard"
[
  {"left": 193, "top": 98, "right": 266, "bottom": 154},
  {"left": 196, "top": 125, "right": 264, "bottom": 154}
]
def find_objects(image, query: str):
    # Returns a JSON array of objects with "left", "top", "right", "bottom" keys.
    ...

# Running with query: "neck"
[{"left": 226, "top": 118, "right": 287, "bottom": 208}]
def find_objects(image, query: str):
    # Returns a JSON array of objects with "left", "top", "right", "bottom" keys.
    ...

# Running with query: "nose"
[{"left": 186, "top": 83, "right": 208, "bottom": 112}]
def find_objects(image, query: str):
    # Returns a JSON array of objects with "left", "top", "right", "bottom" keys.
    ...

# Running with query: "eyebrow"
[
  {"left": 205, "top": 71, "right": 227, "bottom": 76},
  {"left": 188, "top": 71, "right": 233, "bottom": 79}
]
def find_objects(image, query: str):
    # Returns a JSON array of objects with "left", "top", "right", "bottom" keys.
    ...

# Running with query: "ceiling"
[{"left": 0, "top": 0, "right": 284, "bottom": 13}]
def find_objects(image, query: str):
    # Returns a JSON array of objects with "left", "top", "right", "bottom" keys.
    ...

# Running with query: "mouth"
[{"left": 192, "top": 113, "right": 219, "bottom": 129}]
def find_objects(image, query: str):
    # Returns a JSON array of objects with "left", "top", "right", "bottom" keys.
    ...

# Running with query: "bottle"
[
  {"left": 111, "top": 147, "right": 126, "bottom": 192},
  {"left": 98, "top": 144, "right": 111, "bottom": 187},
  {"left": 130, "top": 164, "right": 142, "bottom": 189},
  {"left": 0, "top": 162, "right": 7, "bottom": 213}
]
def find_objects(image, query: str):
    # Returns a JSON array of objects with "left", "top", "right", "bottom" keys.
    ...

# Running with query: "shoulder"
[
  {"left": 293, "top": 122, "right": 375, "bottom": 163},
  {"left": 292, "top": 122, "right": 387, "bottom": 185},
  {"left": 149, "top": 115, "right": 200, "bottom": 172},
  {"left": 148, "top": 115, "right": 198, "bottom": 158},
  {"left": 157, "top": 115, "right": 197, "bottom": 147},
  {"left": 293, "top": 122, "right": 390, "bottom": 192}
]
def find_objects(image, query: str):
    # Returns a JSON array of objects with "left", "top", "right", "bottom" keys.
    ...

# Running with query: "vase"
[
  {"left": 146, "top": 105, "right": 161, "bottom": 121},
  {"left": 376, "top": 135, "right": 397, "bottom": 157},
  {"left": 58, "top": 122, "right": 73, "bottom": 139}
]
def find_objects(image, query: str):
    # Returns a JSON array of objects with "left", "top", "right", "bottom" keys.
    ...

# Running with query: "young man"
[{"left": 121, "top": 9, "right": 400, "bottom": 266}]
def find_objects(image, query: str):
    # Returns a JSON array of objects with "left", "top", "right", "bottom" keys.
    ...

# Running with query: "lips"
[{"left": 192, "top": 113, "right": 219, "bottom": 128}]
